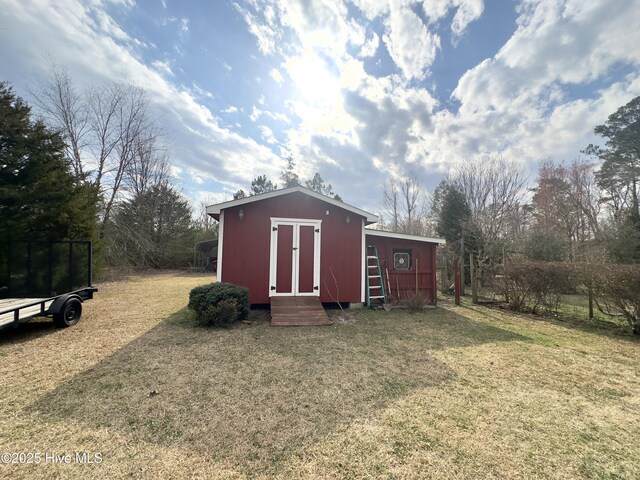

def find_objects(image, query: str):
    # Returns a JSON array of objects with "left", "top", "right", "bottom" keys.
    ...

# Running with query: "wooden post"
[
  {"left": 454, "top": 258, "right": 461, "bottom": 305},
  {"left": 432, "top": 246, "right": 438, "bottom": 306},
  {"left": 460, "top": 236, "right": 466, "bottom": 296},
  {"left": 502, "top": 247, "right": 509, "bottom": 303},
  {"left": 470, "top": 253, "right": 478, "bottom": 304},
  {"left": 588, "top": 285, "right": 594, "bottom": 319},
  {"left": 385, "top": 267, "right": 392, "bottom": 301}
]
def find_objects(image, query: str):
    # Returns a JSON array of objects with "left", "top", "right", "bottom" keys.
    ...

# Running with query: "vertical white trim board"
[
  {"left": 216, "top": 211, "right": 224, "bottom": 282},
  {"left": 361, "top": 218, "right": 366, "bottom": 303}
]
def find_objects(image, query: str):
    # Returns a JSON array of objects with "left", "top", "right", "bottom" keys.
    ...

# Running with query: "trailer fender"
[{"left": 47, "top": 294, "right": 83, "bottom": 315}]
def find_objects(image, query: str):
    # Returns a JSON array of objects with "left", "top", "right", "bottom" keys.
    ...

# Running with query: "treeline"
[
  {"left": 0, "top": 67, "right": 214, "bottom": 273},
  {"left": 377, "top": 96, "right": 640, "bottom": 270},
  {"left": 231, "top": 156, "right": 342, "bottom": 201}
]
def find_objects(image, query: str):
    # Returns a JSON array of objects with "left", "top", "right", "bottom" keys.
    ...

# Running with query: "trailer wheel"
[{"left": 53, "top": 298, "right": 82, "bottom": 328}]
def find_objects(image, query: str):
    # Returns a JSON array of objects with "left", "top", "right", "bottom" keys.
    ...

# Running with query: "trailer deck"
[{"left": 0, "top": 297, "right": 54, "bottom": 327}]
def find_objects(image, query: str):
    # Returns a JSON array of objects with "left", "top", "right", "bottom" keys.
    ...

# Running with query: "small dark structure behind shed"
[{"left": 193, "top": 239, "right": 217, "bottom": 272}]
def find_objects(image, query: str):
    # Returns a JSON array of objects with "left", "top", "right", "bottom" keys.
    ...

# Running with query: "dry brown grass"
[{"left": 0, "top": 272, "right": 638, "bottom": 479}]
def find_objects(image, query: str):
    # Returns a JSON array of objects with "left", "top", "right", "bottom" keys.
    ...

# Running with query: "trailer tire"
[{"left": 53, "top": 298, "right": 82, "bottom": 328}]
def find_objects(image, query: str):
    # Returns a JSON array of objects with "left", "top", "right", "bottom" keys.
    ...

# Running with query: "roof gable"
[{"left": 206, "top": 186, "right": 378, "bottom": 224}]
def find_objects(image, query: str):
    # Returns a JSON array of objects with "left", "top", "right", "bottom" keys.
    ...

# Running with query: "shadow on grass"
[
  {"left": 463, "top": 297, "right": 640, "bottom": 344},
  {"left": 0, "top": 318, "right": 58, "bottom": 345},
  {"left": 29, "top": 306, "right": 526, "bottom": 475}
]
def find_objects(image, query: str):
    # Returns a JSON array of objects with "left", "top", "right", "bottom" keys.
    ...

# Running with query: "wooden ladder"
[{"left": 366, "top": 245, "right": 387, "bottom": 307}]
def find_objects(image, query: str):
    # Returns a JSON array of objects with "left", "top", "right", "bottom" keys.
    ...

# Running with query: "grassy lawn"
[{"left": 1, "top": 272, "right": 638, "bottom": 479}]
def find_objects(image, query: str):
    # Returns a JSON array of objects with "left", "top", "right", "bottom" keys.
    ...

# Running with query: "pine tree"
[
  {"left": 0, "top": 82, "right": 97, "bottom": 274},
  {"left": 250, "top": 175, "right": 277, "bottom": 195},
  {"left": 106, "top": 183, "right": 193, "bottom": 268},
  {"left": 280, "top": 156, "right": 301, "bottom": 188}
]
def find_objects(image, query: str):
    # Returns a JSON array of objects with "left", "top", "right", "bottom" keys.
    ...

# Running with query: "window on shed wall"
[{"left": 393, "top": 249, "right": 412, "bottom": 270}]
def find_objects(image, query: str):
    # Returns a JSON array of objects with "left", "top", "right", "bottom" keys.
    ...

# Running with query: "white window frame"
[{"left": 269, "top": 217, "right": 321, "bottom": 297}]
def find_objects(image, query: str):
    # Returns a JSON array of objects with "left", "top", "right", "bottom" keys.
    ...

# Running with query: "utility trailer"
[{"left": 0, "top": 241, "right": 97, "bottom": 330}]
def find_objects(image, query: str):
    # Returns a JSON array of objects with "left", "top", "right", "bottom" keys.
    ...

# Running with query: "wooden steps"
[{"left": 270, "top": 296, "right": 332, "bottom": 326}]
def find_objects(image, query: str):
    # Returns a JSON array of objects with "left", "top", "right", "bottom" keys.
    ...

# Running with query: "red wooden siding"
[
  {"left": 221, "top": 191, "right": 363, "bottom": 304},
  {"left": 365, "top": 234, "right": 438, "bottom": 304}
]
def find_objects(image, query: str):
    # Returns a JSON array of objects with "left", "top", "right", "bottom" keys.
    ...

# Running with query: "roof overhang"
[
  {"left": 364, "top": 229, "right": 446, "bottom": 245},
  {"left": 206, "top": 186, "right": 379, "bottom": 224}
]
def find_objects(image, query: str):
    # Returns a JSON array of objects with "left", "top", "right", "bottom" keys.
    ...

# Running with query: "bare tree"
[
  {"left": 125, "top": 133, "right": 169, "bottom": 197},
  {"left": 30, "top": 65, "right": 161, "bottom": 238},
  {"left": 452, "top": 157, "right": 528, "bottom": 262},
  {"left": 381, "top": 179, "right": 400, "bottom": 232},
  {"left": 28, "top": 62, "right": 89, "bottom": 178},
  {"left": 399, "top": 178, "right": 429, "bottom": 235},
  {"left": 379, "top": 177, "right": 430, "bottom": 235},
  {"left": 568, "top": 158, "right": 601, "bottom": 239},
  {"left": 530, "top": 158, "right": 602, "bottom": 260},
  {"left": 197, "top": 196, "right": 218, "bottom": 233}
]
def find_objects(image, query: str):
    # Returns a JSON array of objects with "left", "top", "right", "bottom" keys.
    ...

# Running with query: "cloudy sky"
[{"left": 1, "top": 0, "right": 639, "bottom": 212}]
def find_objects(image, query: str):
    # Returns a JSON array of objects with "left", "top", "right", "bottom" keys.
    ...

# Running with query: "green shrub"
[{"left": 188, "top": 282, "right": 249, "bottom": 327}]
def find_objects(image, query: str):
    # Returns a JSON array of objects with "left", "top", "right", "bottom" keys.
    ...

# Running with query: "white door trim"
[
  {"left": 216, "top": 211, "right": 224, "bottom": 282},
  {"left": 269, "top": 218, "right": 322, "bottom": 297},
  {"left": 361, "top": 218, "right": 366, "bottom": 303}
]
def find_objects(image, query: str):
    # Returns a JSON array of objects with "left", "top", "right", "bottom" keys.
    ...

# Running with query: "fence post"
[
  {"left": 502, "top": 247, "right": 509, "bottom": 303},
  {"left": 454, "top": 258, "right": 461, "bottom": 305},
  {"left": 470, "top": 253, "right": 478, "bottom": 304}
]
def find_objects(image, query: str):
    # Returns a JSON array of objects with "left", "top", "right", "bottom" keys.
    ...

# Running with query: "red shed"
[{"left": 206, "top": 186, "right": 444, "bottom": 308}]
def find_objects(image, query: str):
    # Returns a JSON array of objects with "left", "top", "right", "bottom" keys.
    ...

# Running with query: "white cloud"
[
  {"left": 169, "top": 165, "right": 182, "bottom": 178},
  {"left": 358, "top": 32, "right": 379, "bottom": 58},
  {"left": 151, "top": 59, "right": 173, "bottom": 76},
  {"left": 421, "top": 0, "right": 640, "bottom": 173},
  {"left": 270, "top": 68, "right": 283, "bottom": 84},
  {"left": 453, "top": 0, "right": 640, "bottom": 114},
  {"left": 422, "top": 0, "right": 484, "bottom": 36},
  {"left": 260, "top": 125, "right": 277, "bottom": 144},
  {"left": 191, "top": 173, "right": 204, "bottom": 185},
  {"left": 351, "top": 0, "right": 390, "bottom": 20},
  {"left": 0, "top": 0, "right": 282, "bottom": 191},
  {"left": 3, "top": 0, "right": 639, "bottom": 211},
  {"left": 383, "top": 4, "right": 440, "bottom": 80},
  {"left": 234, "top": 4, "right": 279, "bottom": 55},
  {"left": 180, "top": 17, "right": 189, "bottom": 33},
  {"left": 249, "top": 105, "right": 263, "bottom": 121},
  {"left": 451, "top": 0, "right": 483, "bottom": 36}
]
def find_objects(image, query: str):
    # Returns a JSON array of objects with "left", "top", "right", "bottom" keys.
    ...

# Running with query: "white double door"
[{"left": 269, "top": 218, "right": 321, "bottom": 296}]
